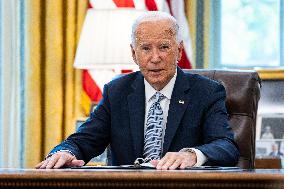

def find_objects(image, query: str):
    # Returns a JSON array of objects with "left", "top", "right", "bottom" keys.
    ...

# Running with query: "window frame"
[{"left": 211, "top": 0, "right": 284, "bottom": 69}]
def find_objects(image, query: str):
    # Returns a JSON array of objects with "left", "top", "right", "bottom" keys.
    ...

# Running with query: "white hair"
[{"left": 131, "top": 11, "right": 181, "bottom": 47}]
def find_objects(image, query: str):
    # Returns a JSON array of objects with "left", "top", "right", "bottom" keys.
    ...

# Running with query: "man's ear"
[
  {"left": 130, "top": 44, "right": 137, "bottom": 65},
  {"left": 177, "top": 41, "right": 184, "bottom": 61}
]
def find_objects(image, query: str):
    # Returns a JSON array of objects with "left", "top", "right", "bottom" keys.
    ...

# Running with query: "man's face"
[{"left": 131, "top": 20, "right": 183, "bottom": 91}]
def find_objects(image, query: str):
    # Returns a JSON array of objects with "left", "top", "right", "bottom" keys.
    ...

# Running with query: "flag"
[{"left": 81, "top": 0, "right": 192, "bottom": 115}]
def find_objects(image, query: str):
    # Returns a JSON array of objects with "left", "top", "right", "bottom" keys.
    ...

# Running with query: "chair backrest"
[{"left": 184, "top": 69, "right": 261, "bottom": 169}]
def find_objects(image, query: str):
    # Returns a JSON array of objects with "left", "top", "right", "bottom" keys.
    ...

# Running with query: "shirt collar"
[{"left": 144, "top": 69, "right": 177, "bottom": 102}]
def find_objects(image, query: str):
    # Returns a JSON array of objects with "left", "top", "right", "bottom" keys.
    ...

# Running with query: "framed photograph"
[
  {"left": 256, "top": 140, "right": 284, "bottom": 157},
  {"left": 256, "top": 113, "right": 284, "bottom": 140},
  {"left": 256, "top": 113, "right": 284, "bottom": 158}
]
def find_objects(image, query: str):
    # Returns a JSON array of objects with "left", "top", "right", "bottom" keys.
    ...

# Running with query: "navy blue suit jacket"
[{"left": 51, "top": 67, "right": 239, "bottom": 166}]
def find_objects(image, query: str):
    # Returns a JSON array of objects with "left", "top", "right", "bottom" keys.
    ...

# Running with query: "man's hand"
[
  {"left": 151, "top": 151, "right": 197, "bottom": 170},
  {"left": 35, "top": 151, "right": 85, "bottom": 169}
]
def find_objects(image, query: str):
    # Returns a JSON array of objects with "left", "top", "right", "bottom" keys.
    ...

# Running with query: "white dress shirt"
[{"left": 144, "top": 70, "right": 207, "bottom": 166}]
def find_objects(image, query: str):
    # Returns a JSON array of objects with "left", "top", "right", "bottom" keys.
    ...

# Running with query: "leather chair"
[{"left": 184, "top": 69, "right": 261, "bottom": 169}]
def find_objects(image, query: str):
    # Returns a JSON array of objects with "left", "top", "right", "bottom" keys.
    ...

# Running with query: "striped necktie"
[{"left": 143, "top": 92, "right": 165, "bottom": 160}]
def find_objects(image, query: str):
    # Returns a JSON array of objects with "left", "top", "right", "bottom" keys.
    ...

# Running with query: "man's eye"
[
  {"left": 160, "top": 45, "right": 169, "bottom": 50},
  {"left": 142, "top": 46, "right": 150, "bottom": 51}
]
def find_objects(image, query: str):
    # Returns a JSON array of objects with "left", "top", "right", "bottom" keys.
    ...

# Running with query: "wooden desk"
[{"left": 0, "top": 168, "right": 284, "bottom": 188}]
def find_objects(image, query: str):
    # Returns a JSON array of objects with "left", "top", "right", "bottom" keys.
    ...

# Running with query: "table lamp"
[{"left": 73, "top": 8, "right": 146, "bottom": 73}]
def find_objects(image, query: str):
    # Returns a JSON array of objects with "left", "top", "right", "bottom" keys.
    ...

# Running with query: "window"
[{"left": 212, "top": 0, "right": 284, "bottom": 68}]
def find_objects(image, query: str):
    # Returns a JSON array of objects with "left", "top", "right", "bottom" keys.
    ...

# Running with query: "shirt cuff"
[
  {"left": 45, "top": 150, "right": 75, "bottom": 160},
  {"left": 180, "top": 148, "right": 207, "bottom": 167}
]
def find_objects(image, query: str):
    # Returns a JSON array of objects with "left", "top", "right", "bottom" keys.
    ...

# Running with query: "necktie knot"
[{"left": 152, "top": 92, "right": 165, "bottom": 103}]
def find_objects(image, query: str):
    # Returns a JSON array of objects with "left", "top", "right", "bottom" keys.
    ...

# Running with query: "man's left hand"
[{"left": 151, "top": 152, "right": 197, "bottom": 170}]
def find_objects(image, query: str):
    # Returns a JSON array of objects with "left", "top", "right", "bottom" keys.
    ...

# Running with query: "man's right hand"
[{"left": 35, "top": 151, "right": 85, "bottom": 169}]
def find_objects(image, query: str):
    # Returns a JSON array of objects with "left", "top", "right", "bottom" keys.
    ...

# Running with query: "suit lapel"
[
  {"left": 162, "top": 68, "right": 193, "bottom": 155},
  {"left": 127, "top": 73, "right": 145, "bottom": 158}
]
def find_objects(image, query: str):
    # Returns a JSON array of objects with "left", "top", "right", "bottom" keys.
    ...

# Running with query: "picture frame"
[
  {"left": 256, "top": 113, "right": 284, "bottom": 157},
  {"left": 256, "top": 69, "right": 284, "bottom": 80},
  {"left": 256, "top": 140, "right": 284, "bottom": 157},
  {"left": 256, "top": 113, "right": 284, "bottom": 140}
]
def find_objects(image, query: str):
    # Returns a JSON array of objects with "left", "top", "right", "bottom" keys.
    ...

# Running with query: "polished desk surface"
[{"left": 0, "top": 168, "right": 284, "bottom": 188}]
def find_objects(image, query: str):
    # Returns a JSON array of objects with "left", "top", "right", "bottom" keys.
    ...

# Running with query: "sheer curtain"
[{"left": 0, "top": 0, "right": 25, "bottom": 168}]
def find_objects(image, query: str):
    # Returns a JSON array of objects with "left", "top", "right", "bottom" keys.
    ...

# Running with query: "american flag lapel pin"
[{"left": 179, "top": 100, "right": 184, "bottom": 104}]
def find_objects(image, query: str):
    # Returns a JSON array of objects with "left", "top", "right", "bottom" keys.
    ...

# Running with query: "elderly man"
[{"left": 36, "top": 11, "right": 239, "bottom": 170}]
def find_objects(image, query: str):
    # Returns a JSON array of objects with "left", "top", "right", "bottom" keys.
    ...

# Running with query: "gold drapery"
[
  {"left": 24, "top": 0, "right": 88, "bottom": 168},
  {"left": 185, "top": 0, "right": 211, "bottom": 69}
]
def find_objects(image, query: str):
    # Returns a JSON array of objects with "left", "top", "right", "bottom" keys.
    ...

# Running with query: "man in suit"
[
  {"left": 36, "top": 11, "right": 239, "bottom": 170},
  {"left": 269, "top": 143, "right": 283, "bottom": 157}
]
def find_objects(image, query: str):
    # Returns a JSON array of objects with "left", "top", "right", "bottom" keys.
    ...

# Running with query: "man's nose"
[{"left": 150, "top": 48, "right": 161, "bottom": 63}]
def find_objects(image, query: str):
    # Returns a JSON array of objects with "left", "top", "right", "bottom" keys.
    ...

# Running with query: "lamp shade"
[{"left": 74, "top": 8, "right": 145, "bottom": 70}]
